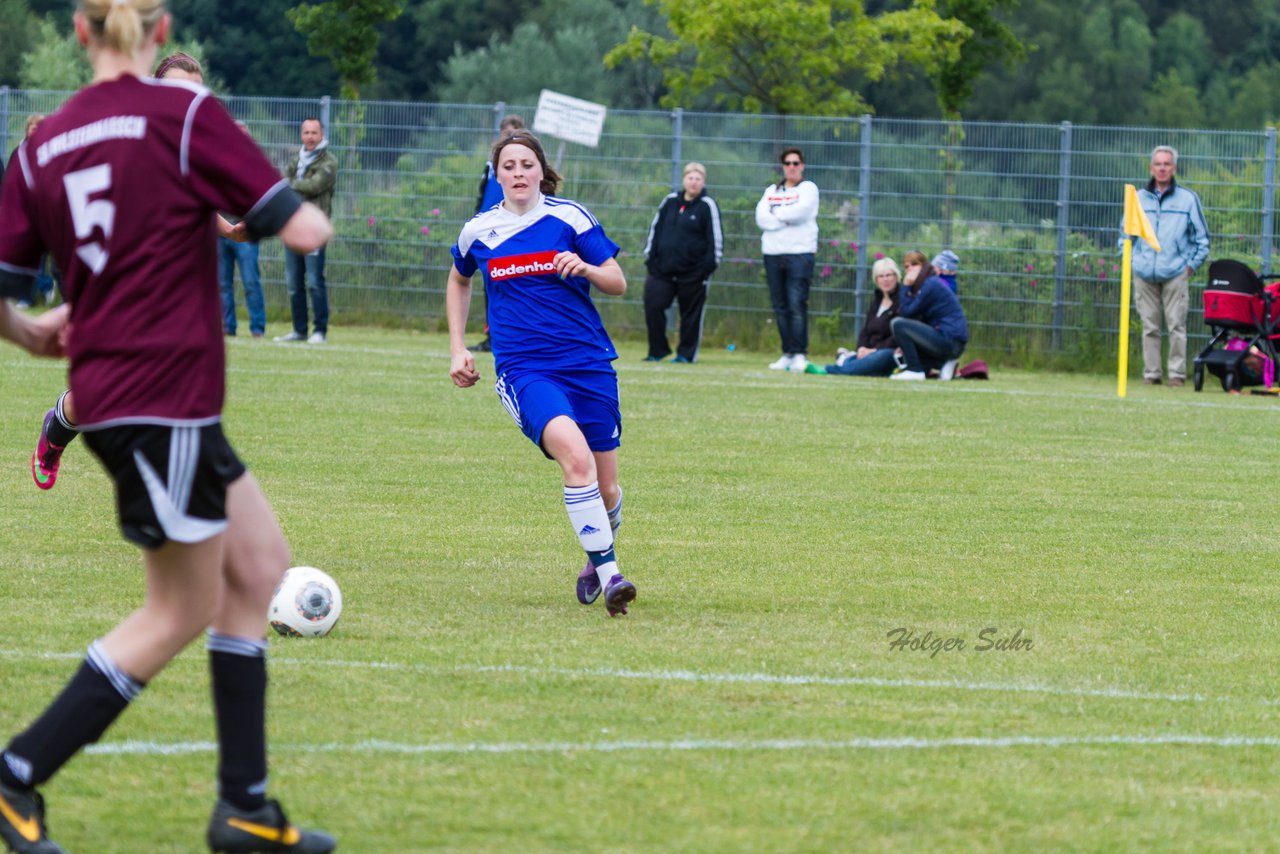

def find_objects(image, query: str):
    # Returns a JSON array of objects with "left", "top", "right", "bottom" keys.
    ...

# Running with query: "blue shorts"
[{"left": 495, "top": 368, "right": 621, "bottom": 457}]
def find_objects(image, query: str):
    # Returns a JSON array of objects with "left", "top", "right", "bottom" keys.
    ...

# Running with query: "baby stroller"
[{"left": 1192, "top": 259, "right": 1280, "bottom": 392}]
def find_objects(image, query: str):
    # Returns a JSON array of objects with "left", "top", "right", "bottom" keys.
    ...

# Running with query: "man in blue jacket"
[{"left": 1126, "top": 146, "right": 1210, "bottom": 387}]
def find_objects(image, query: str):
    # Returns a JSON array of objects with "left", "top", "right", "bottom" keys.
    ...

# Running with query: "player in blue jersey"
[{"left": 447, "top": 130, "right": 637, "bottom": 617}]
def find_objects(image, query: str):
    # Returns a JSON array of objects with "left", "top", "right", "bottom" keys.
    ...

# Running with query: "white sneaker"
[
  {"left": 274, "top": 331, "right": 304, "bottom": 342},
  {"left": 939, "top": 359, "right": 959, "bottom": 381},
  {"left": 891, "top": 370, "right": 927, "bottom": 381},
  {"left": 835, "top": 348, "right": 853, "bottom": 367},
  {"left": 788, "top": 354, "right": 808, "bottom": 372},
  {"left": 769, "top": 354, "right": 793, "bottom": 370},
  {"left": 307, "top": 332, "right": 326, "bottom": 344}
]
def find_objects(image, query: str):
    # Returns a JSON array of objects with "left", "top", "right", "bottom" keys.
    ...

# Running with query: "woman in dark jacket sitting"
[
  {"left": 890, "top": 250, "right": 969, "bottom": 381},
  {"left": 807, "top": 257, "right": 902, "bottom": 376}
]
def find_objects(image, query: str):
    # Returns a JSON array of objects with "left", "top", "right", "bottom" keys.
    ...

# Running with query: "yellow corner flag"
[
  {"left": 1117, "top": 184, "right": 1161, "bottom": 397},
  {"left": 1123, "top": 183, "right": 1160, "bottom": 252}
]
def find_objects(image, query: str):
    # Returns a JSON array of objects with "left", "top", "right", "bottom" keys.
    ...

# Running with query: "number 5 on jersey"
[{"left": 64, "top": 164, "right": 115, "bottom": 275}]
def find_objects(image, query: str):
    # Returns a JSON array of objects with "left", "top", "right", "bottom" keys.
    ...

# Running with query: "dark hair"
[
  {"left": 780, "top": 147, "right": 804, "bottom": 165},
  {"left": 155, "top": 52, "right": 202, "bottom": 80},
  {"left": 499, "top": 115, "right": 525, "bottom": 133},
  {"left": 301, "top": 116, "right": 324, "bottom": 129},
  {"left": 490, "top": 131, "right": 561, "bottom": 196}
]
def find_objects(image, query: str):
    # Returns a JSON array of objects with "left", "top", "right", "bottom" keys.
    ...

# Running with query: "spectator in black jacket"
[
  {"left": 806, "top": 257, "right": 902, "bottom": 376},
  {"left": 642, "top": 162, "right": 724, "bottom": 363}
]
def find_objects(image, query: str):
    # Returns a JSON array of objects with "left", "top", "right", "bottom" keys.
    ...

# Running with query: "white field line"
[
  {"left": 3, "top": 647, "right": 1273, "bottom": 706},
  {"left": 83, "top": 734, "right": 1280, "bottom": 757}
]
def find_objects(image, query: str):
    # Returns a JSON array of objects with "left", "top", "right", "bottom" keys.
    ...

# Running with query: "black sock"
[
  {"left": 47, "top": 390, "right": 79, "bottom": 447},
  {"left": 208, "top": 633, "right": 269, "bottom": 810},
  {"left": 1, "top": 642, "right": 141, "bottom": 790}
]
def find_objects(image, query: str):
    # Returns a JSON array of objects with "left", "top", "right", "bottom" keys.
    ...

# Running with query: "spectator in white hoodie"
[{"left": 755, "top": 147, "right": 819, "bottom": 371}]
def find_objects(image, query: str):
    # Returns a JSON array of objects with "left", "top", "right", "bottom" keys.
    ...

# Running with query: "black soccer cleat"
[
  {"left": 207, "top": 799, "right": 335, "bottom": 853},
  {"left": 0, "top": 782, "right": 66, "bottom": 854}
]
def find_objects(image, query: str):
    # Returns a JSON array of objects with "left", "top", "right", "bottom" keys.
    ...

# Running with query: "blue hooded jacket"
[
  {"left": 1121, "top": 178, "right": 1210, "bottom": 282},
  {"left": 898, "top": 276, "right": 969, "bottom": 344}
]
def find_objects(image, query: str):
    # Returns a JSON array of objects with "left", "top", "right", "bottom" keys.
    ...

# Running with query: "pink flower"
[
  {"left": 431, "top": 208, "right": 441, "bottom": 216},
  {"left": 830, "top": 239, "right": 839, "bottom": 247},
  {"left": 1099, "top": 271, "right": 1107, "bottom": 279},
  {"left": 1025, "top": 263, "right": 1034, "bottom": 272},
  {"left": 420, "top": 226, "right": 430, "bottom": 235},
  {"left": 1112, "top": 264, "right": 1119, "bottom": 271},
  {"left": 849, "top": 242, "right": 858, "bottom": 251},
  {"left": 821, "top": 265, "right": 833, "bottom": 277},
  {"left": 1029, "top": 280, "right": 1038, "bottom": 288},
  {"left": 875, "top": 252, "right": 884, "bottom": 260},
  {"left": 367, "top": 216, "right": 375, "bottom": 227},
  {"left": 1082, "top": 264, "right": 1091, "bottom": 273}
]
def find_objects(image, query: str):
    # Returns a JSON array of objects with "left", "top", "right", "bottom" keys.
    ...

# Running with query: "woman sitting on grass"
[{"left": 807, "top": 257, "right": 902, "bottom": 377}]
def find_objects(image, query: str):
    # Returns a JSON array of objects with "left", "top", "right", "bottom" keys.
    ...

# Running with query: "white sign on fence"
[{"left": 532, "top": 90, "right": 608, "bottom": 149}]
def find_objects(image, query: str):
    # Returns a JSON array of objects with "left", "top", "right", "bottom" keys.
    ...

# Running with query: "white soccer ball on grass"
[{"left": 269, "top": 566, "right": 343, "bottom": 638}]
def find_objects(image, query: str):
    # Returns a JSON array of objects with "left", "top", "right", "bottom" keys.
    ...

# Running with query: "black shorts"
[{"left": 83, "top": 422, "right": 247, "bottom": 549}]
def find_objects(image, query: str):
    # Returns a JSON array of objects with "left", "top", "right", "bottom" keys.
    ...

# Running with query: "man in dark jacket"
[{"left": 642, "top": 162, "right": 724, "bottom": 363}]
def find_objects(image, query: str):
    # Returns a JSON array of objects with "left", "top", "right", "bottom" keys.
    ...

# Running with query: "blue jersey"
[
  {"left": 452, "top": 194, "right": 620, "bottom": 375},
  {"left": 478, "top": 163, "right": 504, "bottom": 212}
]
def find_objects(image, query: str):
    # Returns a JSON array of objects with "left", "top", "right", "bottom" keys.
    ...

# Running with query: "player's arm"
[
  {"left": 0, "top": 301, "right": 67, "bottom": 358},
  {"left": 553, "top": 254, "right": 626, "bottom": 297},
  {"left": 275, "top": 202, "right": 332, "bottom": 255},
  {"left": 446, "top": 266, "right": 479, "bottom": 388},
  {"left": 217, "top": 215, "right": 249, "bottom": 243}
]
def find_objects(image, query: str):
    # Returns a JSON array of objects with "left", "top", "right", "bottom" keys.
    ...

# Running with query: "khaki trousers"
[{"left": 1134, "top": 270, "right": 1189, "bottom": 381}]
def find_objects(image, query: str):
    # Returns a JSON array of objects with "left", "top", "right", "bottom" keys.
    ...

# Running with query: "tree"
[
  {"left": 175, "top": 0, "right": 338, "bottom": 96},
  {"left": 0, "top": 0, "right": 39, "bottom": 87},
  {"left": 439, "top": 0, "right": 668, "bottom": 108},
  {"left": 286, "top": 0, "right": 404, "bottom": 100},
  {"left": 929, "top": 0, "right": 1024, "bottom": 119},
  {"left": 1142, "top": 69, "right": 1205, "bottom": 129},
  {"left": 19, "top": 19, "right": 91, "bottom": 91},
  {"left": 373, "top": 0, "right": 541, "bottom": 100},
  {"left": 604, "top": 0, "right": 967, "bottom": 116}
]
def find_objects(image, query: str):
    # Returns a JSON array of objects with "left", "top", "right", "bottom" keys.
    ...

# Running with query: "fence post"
[
  {"left": 0, "top": 87, "right": 8, "bottom": 163},
  {"left": 1263, "top": 126, "right": 1276, "bottom": 277},
  {"left": 671, "top": 107, "right": 684, "bottom": 191},
  {"left": 1053, "top": 121, "right": 1072, "bottom": 351},
  {"left": 492, "top": 101, "right": 506, "bottom": 136},
  {"left": 320, "top": 95, "right": 331, "bottom": 133},
  {"left": 853, "top": 113, "right": 872, "bottom": 338}
]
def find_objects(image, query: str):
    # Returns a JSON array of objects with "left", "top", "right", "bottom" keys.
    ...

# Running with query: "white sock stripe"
[
  {"left": 86, "top": 640, "right": 143, "bottom": 702},
  {"left": 83, "top": 733, "right": 1280, "bottom": 758},
  {"left": 3, "top": 752, "right": 33, "bottom": 786},
  {"left": 206, "top": 631, "right": 268, "bottom": 658},
  {"left": 564, "top": 487, "right": 602, "bottom": 503},
  {"left": 54, "top": 390, "right": 75, "bottom": 430}
]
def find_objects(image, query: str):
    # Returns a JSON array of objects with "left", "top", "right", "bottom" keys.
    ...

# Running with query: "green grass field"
[{"left": 4, "top": 327, "right": 1280, "bottom": 852}]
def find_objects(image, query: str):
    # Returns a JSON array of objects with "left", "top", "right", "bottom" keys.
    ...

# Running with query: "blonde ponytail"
[{"left": 79, "top": 0, "right": 165, "bottom": 56}]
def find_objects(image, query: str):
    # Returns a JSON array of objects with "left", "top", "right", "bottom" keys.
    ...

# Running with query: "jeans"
[
  {"left": 891, "top": 317, "right": 965, "bottom": 372},
  {"left": 284, "top": 247, "right": 328, "bottom": 336},
  {"left": 218, "top": 238, "right": 266, "bottom": 336},
  {"left": 825, "top": 347, "right": 898, "bottom": 377},
  {"left": 764, "top": 253, "right": 814, "bottom": 355},
  {"left": 1133, "top": 270, "right": 1189, "bottom": 380}
]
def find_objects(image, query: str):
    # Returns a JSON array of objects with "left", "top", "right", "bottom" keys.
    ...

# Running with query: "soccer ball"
[{"left": 269, "top": 566, "right": 343, "bottom": 638}]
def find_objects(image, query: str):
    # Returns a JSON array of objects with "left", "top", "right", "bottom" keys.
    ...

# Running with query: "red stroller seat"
[{"left": 1194, "top": 260, "right": 1280, "bottom": 392}]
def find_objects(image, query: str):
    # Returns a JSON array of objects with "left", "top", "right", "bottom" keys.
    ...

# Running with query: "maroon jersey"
[{"left": 0, "top": 75, "right": 300, "bottom": 427}]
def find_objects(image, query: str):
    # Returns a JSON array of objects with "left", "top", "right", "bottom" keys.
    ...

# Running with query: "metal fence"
[{"left": 4, "top": 87, "right": 1277, "bottom": 356}]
